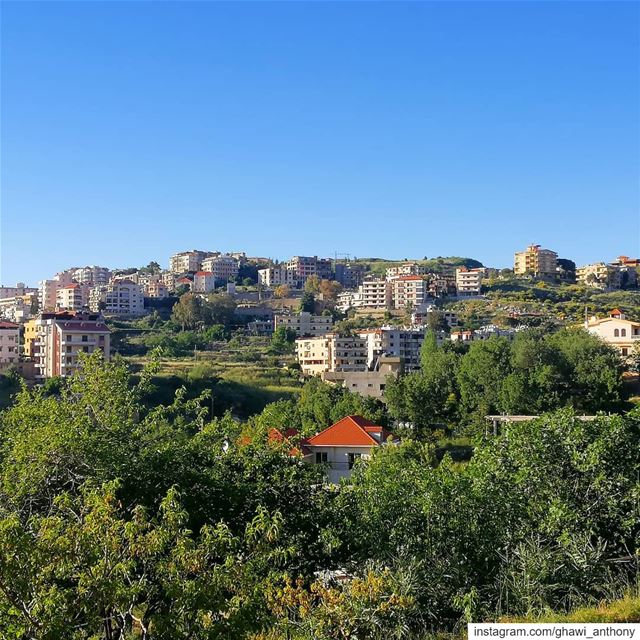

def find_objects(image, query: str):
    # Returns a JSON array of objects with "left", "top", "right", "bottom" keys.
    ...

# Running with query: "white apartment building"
[
  {"left": 389, "top": 276, "right": 428, "bottom": 310},
  {"left": 72, "top": 266, "right": 111, "bottom": 285},
  {"left": 201, "top": 255, "right": 239, "bottom": 282},
  {"left": 455, "top": 267, "right": 486, "bottom": 296},
  {"left": 0, "top": 322, "right": 20, "bottom": 364},
  {"left": 585, "top": 309, "right": 640, "bottom": 359},
  {"left": 274, "top": 312, "right": 333, "bottom": 337},
  {"left": 89, "top": 281, "right": 145, "bottom": 316},
  {"left": 193, "top": 272, "right": 216, "bottom": 294},
  {"left": 359, "top": 277, "right": 391, "bottom": 309},
  {"left": 385, "top": 262, "right": 428, "bottom": 278},
  {"left": 169, "top": 250, "right": 216, "bottom": 274},
  {"left": 336, "top": 290, "right": 364, "bottom": 312},
  {"left": 56, "top": 283, "right": 90, "bottom": 312},
  {"left": 32, "top": 313, "right": 110, "bottom": 379},
  {"left": 296, "top": 333, "right": 368, "bottom": 376},
  {"left": 357, "top": 326, "right": 445, "bottom": 372},
  {"left": 258, "top": 267, "right": 297, "bottom": 288},
  {"left": 514, "top": 244, "right": 558, "bottom": 277}
]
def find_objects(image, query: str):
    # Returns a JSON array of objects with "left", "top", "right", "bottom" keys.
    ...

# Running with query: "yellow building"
[
  {"left": 23, "top": 318, "right": 38, "bottom": 358},
  {"left": 514, "top": 244, "right": 558, "bottom": 277}
]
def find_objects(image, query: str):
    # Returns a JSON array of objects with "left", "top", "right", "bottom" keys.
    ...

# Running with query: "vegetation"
[
  {"left": 0, "top": 353, "right": 637, "bottom": 637},
  {"left": 385, "top": 328, "right": 626, "bottom": 437}
]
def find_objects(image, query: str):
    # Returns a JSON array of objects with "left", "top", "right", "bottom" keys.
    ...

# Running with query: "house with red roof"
[
  {"left": 584, "top": 309, "right": 640, "bottom": 360},
  {"left": 301, "top": 415, "right": 398, "bottom": 483}
]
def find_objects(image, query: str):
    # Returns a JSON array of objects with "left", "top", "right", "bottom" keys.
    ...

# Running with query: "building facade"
[
  {"left": 296, "top": 333, "right": 368, "bottom": 376},
  {"left": 584, "top": 309, "right": 640, "bottom": 359},
  {"left": 455, "top": 267, "right": 486, "bottom": 296},
  {"left": 274, "top": 312, "right": 333, "bottom": 337},
  {"left": 32, "top": 312, "right": 111, "bottom": 379},
  {"left": 89, "top": 281, "right": 145, "bottom": 316},
  {"left": 514, "top": 244, "right": 558, "bottom": 277},
  {"left": 201, "top": 255, "right": 240, "bottom": 282},
  {"left": 0, "top": 322, "right": 20, "bottom": 364},
  {"left": 169, "top": 250, "right": 216, "bottom": 274}
]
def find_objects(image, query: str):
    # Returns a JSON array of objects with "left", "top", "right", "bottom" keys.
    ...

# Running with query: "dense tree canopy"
[{"left": 0, "top": 350, "right": 637, "bottom": 638}]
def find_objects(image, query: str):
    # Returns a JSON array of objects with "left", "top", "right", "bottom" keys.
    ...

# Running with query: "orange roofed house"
[{"left": 300, "top": 415, "right": 398, "bottom": 483}]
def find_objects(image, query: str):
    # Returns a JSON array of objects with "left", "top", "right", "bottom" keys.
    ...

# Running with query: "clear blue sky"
[{"left": 1, "top": 1, "right": 639, "bottom": 285}]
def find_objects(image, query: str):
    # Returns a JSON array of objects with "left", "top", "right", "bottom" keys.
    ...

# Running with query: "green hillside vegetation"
[
  {"left": 0, "top": 353, "right": 637, "bottom": 638},
  {"left": 354, "top": 256, "right": 483, "bottom": 277}
]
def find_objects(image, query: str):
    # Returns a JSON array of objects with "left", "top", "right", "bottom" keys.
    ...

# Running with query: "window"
[
  {"left": 621, "top": 329, "right": 627, "bottom": 337},
  {"left": 348, "top": 452, "right": 362, "bottom": 469},
  {"left": 67, "top": 346, "right": 72, "bottom": 353},
  {"left": 315, "top": 452, "right": 328, "bottom": 464},
  {"left": 82, "top": 335, "right": 88, "bottom": 342},
  {"left": 622, "top": 348, "right": 628, "bottom": 356},
  {"left": 614, "top": 329, "right": 619, "bottom": 337}
]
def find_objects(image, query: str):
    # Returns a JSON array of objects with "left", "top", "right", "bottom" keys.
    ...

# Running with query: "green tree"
[
  {"left": 298, "top": 292, "right": 315, "bottom": 313},
  {"left": 270, "top": 326, "right": 296, "bottom": 354},
  {"left": 171, "top": 292, "right": 203, "bottom": 330}
]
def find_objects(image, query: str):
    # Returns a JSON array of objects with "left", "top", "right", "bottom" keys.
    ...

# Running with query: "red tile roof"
[
  {"left": 304, "top": 415, "right": 392, "bottom": 447},
  {"left": 195, "top": 271, "right": 213, "bottom": 276},
  {"left": 0, "top": 321, "right": 19, "bottom": 329}
]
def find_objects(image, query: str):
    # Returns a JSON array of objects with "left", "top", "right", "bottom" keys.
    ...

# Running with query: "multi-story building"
[
  {"left": 274, "top": 312, "right": 333, "bottom": 337},
  {"left": 39, "top": 270, "right": 76, "bottom": 311},
  {"left": 514, "top": 244, "right": 558, "bottom": 277},
  {"left": 0, "top": 322, "right": 20, "bottom": 364},
  {"left": 23, "top": 318, "right": 39, "bottom": 358},
  {"left": 584, "top": 309, "right": 640, "bottom": 360},
  {"left": 322, "top": 357, "right": 402, "bottom": 400},
  {"left": 201, "top": 255, "right": 239, "bottom": 282},
  {"left": 32, "top": 312, "right": 110, "bottom": 379},
  {"left": 455, "top": 267, "right": 486, "bottom": 297},
  {"left": 144, "top": 280, "right": 169, "bottom": 299},
  {"left": 385, "top": 262, "right": 428, "bottom": 278},
  {"left": 0, "top": 283, "right": 37, "bottom": 299},
  {"left": 336, "top": 290, "right": 364, "bottom": 312},
  {"left": 357, "top": 326, "right": 445, "bottom": 372},
  {"left": 576, "top": 263, "right": 619, "bottom": 289},
  {"left": 169, "top": 250, "right": 216, "bottom": 274},
  {"left": 285, "top": 256, "right": 333, "bottom": 286},
  {"left": 192, "top": 272, "right": 216, "bottom": 294},
  {"left": 89, "top": 281, "right": 145, "bottom": 316},
  {"left": 359, "top": 277, "right": 392, "bottom": 309},
  {"left": 577, "top": 259, "right": 638, "bottom": 290},
  {"left": 72, "top": 266, "right": 111, "bottom": 286},
  {"left": 389, "top": 275, "right": 427, "bottom": 310},
  {"left": 296, "top": 333, "right": 368, "bottom": 376},
  {"left": 334, "top": 263, "right": 366, "bottom": 289},
  {"left": 258, "top": 267, "right": 297, "bottom": 288},
  {"left": 56, "top": 283, "right": 91, "bottom": 312},
  {"left": 0, "top": 293, "right": 37, "bottom": 323}
]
